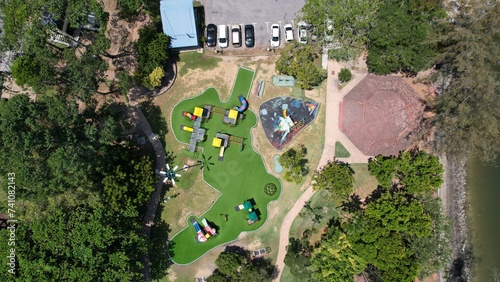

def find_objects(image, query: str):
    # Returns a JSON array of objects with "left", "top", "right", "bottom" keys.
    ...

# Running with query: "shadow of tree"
[
  {"left": 149, "top": 199, "right": 173, "bottom": 280},
  {"left": 342, "top": 194, "right": 363, "bottom": 214},
  {"left": 139, "top": 100, "right": 168, "bottom": 148}
]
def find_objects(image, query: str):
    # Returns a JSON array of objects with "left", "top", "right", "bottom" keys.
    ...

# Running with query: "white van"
[
  {"left": 231, "top": 25, "right": 241, "bottom": 47},
  {"left": 218, "top": 25, "right": 229, "bottom": 48}
]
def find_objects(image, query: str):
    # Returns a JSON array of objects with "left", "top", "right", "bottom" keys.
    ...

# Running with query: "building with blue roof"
[{"left": 160, "top": 0, "right": 199, "bottom": 49}]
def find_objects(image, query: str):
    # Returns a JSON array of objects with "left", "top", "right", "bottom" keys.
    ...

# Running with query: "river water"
[{"left": 468, "top": 157, "right": 500, "bottom": 281}]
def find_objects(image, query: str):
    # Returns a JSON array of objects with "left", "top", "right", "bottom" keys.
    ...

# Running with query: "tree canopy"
[
  {"left": 368, "top": 150, "right": 443, "bottom": 194},
  {"left": 284, "top": 237, "right": 314, "bottom": 279},
  {"left": 366, "top": 0, "right": 444, "bottom": 74},
  {"left": 135, "top": 25, "right": 171, "bottom": 88},
  {"left": 308, "top": 151, "right": 451, "bottom": 281},
  {"left": 313, "top": 160, "right": 354, "bottom": 202},
  {"left": 432, "top": 1, "right": 500, "bottom": 162},
  {"left": 207, "top": 247, "right": 276, "bottom": 282},
  {"left": 275, "top": 42, "right": 326, "bottom": 89},
  {"left": 278, "top": 144, "right": 309, "bottom": 184},
  {"left": 301, "top": 0, "right": 381, "bottom": 60},
  {"left": 0, "top": 94, "right": 157, "bottom": 281}
]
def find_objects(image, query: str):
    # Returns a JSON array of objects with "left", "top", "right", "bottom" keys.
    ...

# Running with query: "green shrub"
[
  {"left": 338, "top": 68, "right": 352, "bottom": 83},
  {"left": 264, "top": 183, "right": 277, "bottom": 196}
]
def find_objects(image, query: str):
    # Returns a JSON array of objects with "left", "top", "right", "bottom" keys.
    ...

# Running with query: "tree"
[
  {"left": 368, "top": 150, "right": 443, "bottom": 194},
  {"left": 0, "top": 202, "right": 146, "bottom": 281},
  {"left": 301, "top": 0, "right": 381, "bottom": 60},
  {"left": 117, "top": 0, "right": 143, "bottom": 21},
  {"left": 10, "top": 52, "right": 57, "bottom": 92},
  {"left": 101, "top": 156, "right": 156, "bottom": 212},
  {"left": 278, "top": 144, "right": 309, "bottom": 184},
  {"left": 284, "top": 237, "right": 314, "bottom": 279},
  {"left": 312, "top": 227, "right": 366, "bottom": 281},
  {"left": 338, "top": 68, "right": 352, "bottom": 83},
  {"left": 148, "top": 66, "right": 165, "bottom": 88},
  {"left": 366, "top": 0, "right": 444, "bottom": 74},
  {"left": 410, "top": 194, "right": 452, "bottom": 279},
  {"left": 207, "top": 247, "right": 275, "bottom": 282},
  {"left": 311, "top": 152, "right": 450, "bottom": 282},
  {"left": 116, "top": 71, "right": 134, "bottom": 95},
  {"left": 135, "top": 25, "right": 171, "bottom": 79},
  {"left": 432, "top": 1, "right": 500, "bottom": 163},
  {"left": 312, "top": 160, "right": 354, "bottom": 202},
  {"left": 275, "top": 42, "right": 326, "bottom": 89}
]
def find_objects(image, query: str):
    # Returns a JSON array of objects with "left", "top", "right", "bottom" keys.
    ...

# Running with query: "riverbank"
[{"left": 441, "top": 155, "right": 472, "bottom": 281}]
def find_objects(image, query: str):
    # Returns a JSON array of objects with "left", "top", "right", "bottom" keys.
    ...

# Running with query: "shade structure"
[
  {"left": 212, "top": 137, "right": 222, "bottom": 148},
  {"left": 248, "top": 211, "right": 258, "bottom": 222},
  {"left": 193, "top": 107, "right": 204, "bottom": 117},
  {"left": 228, "top": 109, "right": 239, "bottom": 120},
  {"left": 339, "top": 74, "right": 424, "bottom": 156}
]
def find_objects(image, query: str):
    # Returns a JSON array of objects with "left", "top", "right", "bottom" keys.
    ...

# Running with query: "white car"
[
  {"left": 218, "top": 24, "right": 229, "bottom": 48},
  {"left": 284, "top": 24, "right": 293, "bottom": 43},
  {"left": 297, "top": 21, "right": 307, "bottom": 44},
  {"left": 270, "top": 24, "right": 280, "bottom": 47}
]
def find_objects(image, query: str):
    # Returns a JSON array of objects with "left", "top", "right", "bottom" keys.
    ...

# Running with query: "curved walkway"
[
  {"left": 128, "top": 86, "right": 166, "bottom": 282},
  {"left": 274, "top": 60, "right": 370, "bottom": 281}
]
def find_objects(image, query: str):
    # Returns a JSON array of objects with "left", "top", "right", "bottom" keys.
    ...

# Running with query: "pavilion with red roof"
[{"left": 339, "top": 74, "right": 425, "bottom": 156}]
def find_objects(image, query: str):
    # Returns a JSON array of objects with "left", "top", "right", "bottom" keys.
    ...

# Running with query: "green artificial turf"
[{"left": 169, "top": 67, "right": 281, "bottom": 264}]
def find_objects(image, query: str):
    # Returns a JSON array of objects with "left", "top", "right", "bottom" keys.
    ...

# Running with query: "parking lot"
[{"left": 202, "top": 0, "right": 306, "bottom": 50}]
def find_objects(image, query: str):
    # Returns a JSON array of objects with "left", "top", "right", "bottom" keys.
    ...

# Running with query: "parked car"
[
  {"left": 244, "top": 24, "right": 254, "bottom": 47},
  {"left": 218, "top": 24, "right": 229, "bottom": 48},
  {"left": 206, "top": 24, "right": 217, "bottom": 47},
  {"left": 297, "top": 21, "right": 307, "bottom": 44},
  {"left": 231, "top": 25, "right": 241, "bottom": 47},
  {"left": 284, "top": 24, "right": 293, "bottom": 43},
  {"left": 270, "top": 24, "right": 280, "bottom": 47}
]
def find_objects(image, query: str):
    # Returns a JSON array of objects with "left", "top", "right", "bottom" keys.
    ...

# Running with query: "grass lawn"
[
  {"left": 289, "top": 189, "right": 339, "bottom": 242},
  {"left": 168, "top": 67, "right": 282, "bottom": 264},
  {"left": 177, "top": 52, "right": 222, "bottom": 77},
  {"left": 334, "top": 141, "right": 351, "bottom": 158}
]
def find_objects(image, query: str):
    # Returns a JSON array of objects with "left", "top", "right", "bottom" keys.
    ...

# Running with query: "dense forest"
[{"left": 0, "top": 0, "right": 169, "bottom": 280}]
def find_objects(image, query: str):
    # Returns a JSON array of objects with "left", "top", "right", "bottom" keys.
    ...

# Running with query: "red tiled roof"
[{"left": 340, "top": 74, "right": 424, "bottom": 156}]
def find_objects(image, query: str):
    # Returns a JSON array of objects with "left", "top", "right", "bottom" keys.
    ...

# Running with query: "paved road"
[
  {"left": 273, "top": 59, "right": 370, "bottom": 281},
  {"left": 202, "top": 0, "right": 305, "bottom": 49}
]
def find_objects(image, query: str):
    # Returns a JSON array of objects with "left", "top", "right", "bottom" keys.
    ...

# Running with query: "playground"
[
  {"left": 168, "top": 67, "right": 281, "bottom": 264},
  {"left": 259, "top": 97, "right": 320, "bottom": 150}
]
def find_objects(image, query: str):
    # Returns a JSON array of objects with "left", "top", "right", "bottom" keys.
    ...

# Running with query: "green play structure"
[{"left": 169, "top": 67, "right": 281, "bottom": 264}]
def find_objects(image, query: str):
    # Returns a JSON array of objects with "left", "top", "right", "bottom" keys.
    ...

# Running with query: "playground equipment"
[
  {"left": 273, "top": 108, "right": 297, "bottom": 145},
  {"left": 234, "top": 200, "right": 259, "bottom": 225},
  {"left": 180, "top": 125, "right": 194, "bottom": 133},
  {"left": 272, "top": 75, "right": 295, "bottom": 86},
  {"left": 182, "top": 111, "right": 196, "bottom": 121},
  {"left": 212, "top": 133, "right": 229, "bottom": 161},
  {"left": 236, "top": 95, "right": 248, "bottom": 112},
  {"left": 181, "top": 106, "right": 213, "bottom": 152},
  {"left": 204, "top": 95, "right": 247, "bottom": 126},
  {"left": 305, "top": 101, "right": 318, "bottom": 116},
  {"left": 191, "top": 218, "right": 208, "bottom": 243},
  {"left": 212, "top": 133, "right": 245, "bottom": 161},
  {"left": 201, "top": 218, "right": 217, "bottom": 236},
  {"left": 156, "top": 163, "right": 182, "bottom": 185},
  {"left": 255, "top": 80, "right": 265, "bottom": 97}
]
